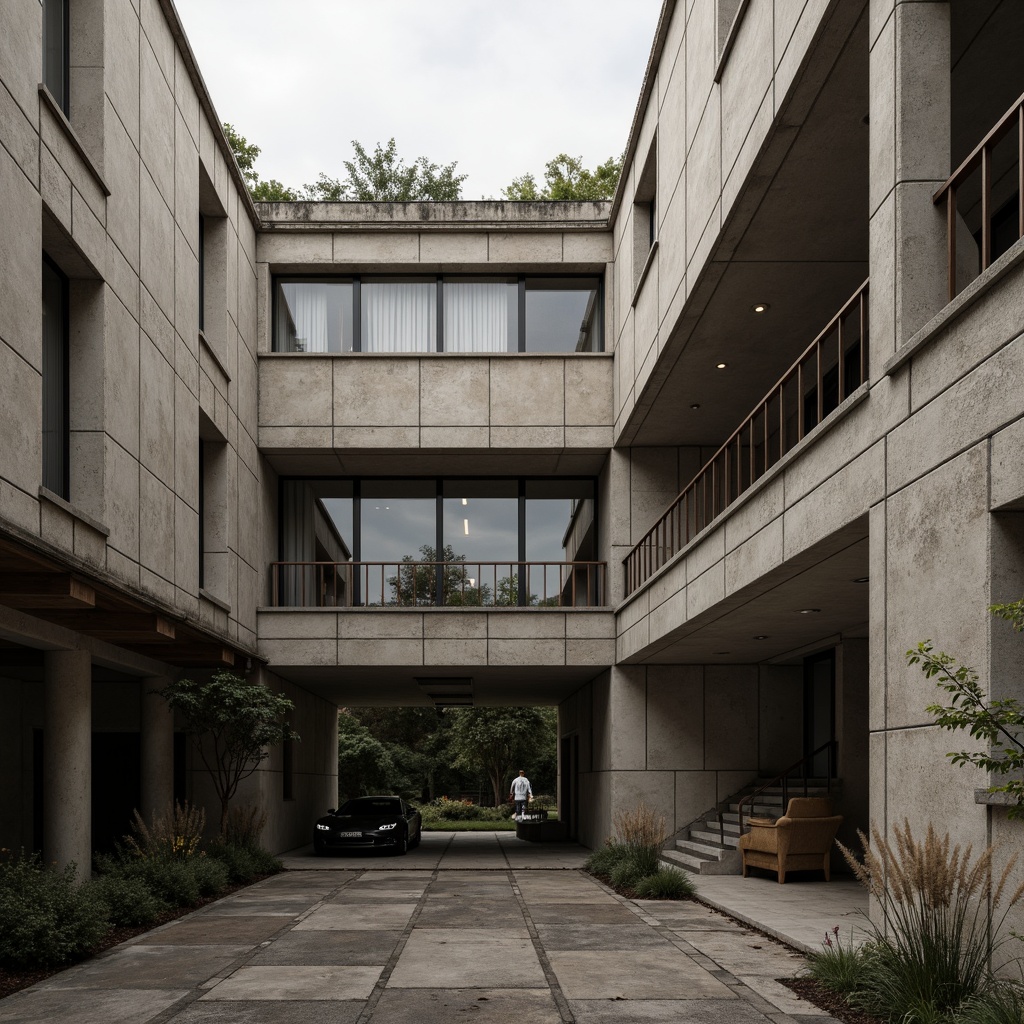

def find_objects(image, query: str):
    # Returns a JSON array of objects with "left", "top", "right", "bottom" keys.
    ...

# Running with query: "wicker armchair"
[{"left": 738, "top": 797, "right": 843, "bottom": 883}]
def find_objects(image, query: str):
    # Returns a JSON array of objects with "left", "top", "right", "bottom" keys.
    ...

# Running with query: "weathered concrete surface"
[{"left": 0, "top": 832, "right": 851, "bottom": 1023}]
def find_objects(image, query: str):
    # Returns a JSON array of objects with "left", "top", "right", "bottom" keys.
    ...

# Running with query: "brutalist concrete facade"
[{"left": 1, "top": 0, "right": 1022, "bottom": 922}]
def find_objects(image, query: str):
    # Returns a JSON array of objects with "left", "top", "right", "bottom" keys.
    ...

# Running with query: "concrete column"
[
  {"left": 868, "top": 0, "right": 950, "bottom": 371},
  {"left": 140, "top": 676, "right": 174, "bottom": 821},
  {"left": 43, "top": 649, "right": 92, "bottom": 874}
]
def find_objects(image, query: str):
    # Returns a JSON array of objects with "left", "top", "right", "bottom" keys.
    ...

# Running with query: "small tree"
[
  {"left": 161, "top": 672, "right": 298, "bottom": 834},
  {"left": 908, "top": 600, "right": 1024, "bottom": 819},
  {"left": 502, "top": 153, "right": 623, "bottom": 201}
]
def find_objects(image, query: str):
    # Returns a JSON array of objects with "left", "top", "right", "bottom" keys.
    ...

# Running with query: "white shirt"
[{"left": 510, "top": 776, "right": 532, "bottom": 800}]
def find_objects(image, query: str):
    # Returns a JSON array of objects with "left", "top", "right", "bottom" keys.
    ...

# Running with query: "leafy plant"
[
  {"left": 633, "top": 867, "right": 695, "bottom": 900},
  {"left": 161, "top": 672, "right": 298, "bottom": 834},
  {"left": 208, "top": 842, "right": 281, "bottom": 884},
  {"left": 0, "top": 850, "right": 109, "bottom": 968},
  {"left": 806, "top": 926, "right": 874, "bottom": 996},
  {"left": 583, "top": 841, "right": 632, "bottom": 878},
  {"left": 502, "top": 153, "right": 623, "bottom": 201},
  {"left": 91, "top": 874, "right": 168, "bottom": 927},
  {"left": 907, "top": 601, "right": 1024, "bottom": 818},
  {"left": 838, "top": 821, "right": 1024, "bottom": 1022},
  {"left": 609, "top": 857, "right": 647, "bottom": 891},
  {"left": 955, "top": 982, "right": 1024, "bottom": 1024},
  {"left": 613, "top": 802, "right": 666, "bottom": 878},
  {"left": 223, "top": 805, "right": 268, "bottom": 851},
  {"left": 123, "top": 801, "right": 206, "bottom": 861}
]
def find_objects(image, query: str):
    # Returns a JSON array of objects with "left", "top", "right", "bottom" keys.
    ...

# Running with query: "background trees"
[{"left": 501, "top": 153, "right": 623, "bottom": 201}]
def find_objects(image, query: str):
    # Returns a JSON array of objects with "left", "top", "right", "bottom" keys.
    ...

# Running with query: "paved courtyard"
[{"left": 0, "top": 833, "right": 852, "bottom": 1023}]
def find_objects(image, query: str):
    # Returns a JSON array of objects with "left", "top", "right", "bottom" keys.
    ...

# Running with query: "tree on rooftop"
[
  {"left": 161, "top": 671, "right": 298, "bottom": 834},
  {"left": 222, "top": 123, "right": 299, "bottom": 201},
  {"left": 502, "top": 153, "right": 623, "bottom": 201}
]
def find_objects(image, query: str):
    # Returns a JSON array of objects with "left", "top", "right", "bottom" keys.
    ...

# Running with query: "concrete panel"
[
  {"left": 419, "top": 233, "right": 487, "bottom": 264},
  {"left": 685, "top": 96, "right": 721, "bottom": 269},
  {"left": 487, "top": 233, "right": 562, "bottom": 263},
  {"left": 332, "top": 232, "right": 419, "bottom": 263},
  {"left": 758, "top": 665, "right": 803, "bottom": 775},
  {"left": 487, "top": 638, "right": 565, "bottom": 665},
  {"left": 725, "top": 518, "right": 784, "bottom": 595},
  {"left": 338, "top": 614, "right": 423, "bottom": 640},
  {"left": 419, "top": 359, "right": 489, "bottom": 426},
  {"left": 139, "top": 35, "right": 175, "bottom": 202},
  {"left": 609, "top": 769, "right": 675, "bottom": 835},
  {"left": 260, "top": 359, "right": 333, "bottom": 427},
  {"left": 489, "top": 360, "right": 564, "bottom": 426},
  {"left": 139, "top": 333, "right": 174, "bottom": 479},
  {"left": 720, "top": 0, "right": 773, "bottom": 180},
  {"left": 139, "top": 467, "right": 174, "bottom": 581},
  {"left": 336, "top": 639, "right": 424, "bottom": 664},
  {"left": 0, "top": 147, "right": 42, "bottom": 367},
  {"left": 704, "top": 666, "right": 758, "bottom": 771},
  {"left": 647, "top": 665, "right": 704, "bottom": 770},
  {"left": 261, "top": 637, "right": 338, "bottom": 666},
  {"left": 686, "top": 561, "right": 726, "bottom": 621},
  {"left": 561, "top": 233, "right": 612, "bottom": 264},
  {"left": 991, "top": 416, "right": 1024, "bottom": 510},
  {"left": 564, "top": 359, "right": 613, "bottom": 426},
  {"left": 140, "top": 168, "right": 175, "bottom": 319},
  {"left": 424, "top": 639, "right": 489, "bottom": 664},
  {"left": 333, "top": 358, "right": 419, "bottom": 425},
  {"left": 487, "top": 613, "right": 566, "bottom": 640},
  {"left": 674, "top": 771, "right": 718, "bottom": 831},
  {"left": 258, "top": 233, "right": 333, "bottom": 265},
  {"left": 0, "top": 341, "right": 41, "bottom": 494},
  {"left": 258, "top": 611, "right": 338, "bottom": 640},
  {"left": 423, "top": 612, "right": 489, "bottom": 639},
  {"left": 333, "top": 425, "right": 421, "bottom": 448}
]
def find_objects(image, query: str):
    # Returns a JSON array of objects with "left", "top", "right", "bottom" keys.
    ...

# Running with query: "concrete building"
[{"left": 1, "top": 0, "right": 1022, "bottom": 919}]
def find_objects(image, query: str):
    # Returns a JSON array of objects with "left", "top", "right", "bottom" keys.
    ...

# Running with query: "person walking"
[{"left": 509, "top": 769, "right": 533, "bottom": 820}]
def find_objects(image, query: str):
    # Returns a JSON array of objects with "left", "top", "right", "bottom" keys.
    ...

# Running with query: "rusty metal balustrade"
[
  {"left": 623, "top": 281, "right": 869, "bottom": 596},
  {"left": 270, "top": 561, "right": 606, "bottom": 609},
  {"left": 934, "top": 90, "right": 1024, "bottom": 301}
]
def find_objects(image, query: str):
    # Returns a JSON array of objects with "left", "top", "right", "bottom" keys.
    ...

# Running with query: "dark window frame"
[
  {"left": 42, "top": 0, "right": 70, "bottom": 116},
  {"left": 271, "top": 273, "right": 605, "bottom": 354},
  {"left": 198, "top": 214, "right": 205, "bottom": 334},
  {"left": 41, "top": 254, "right": 70, "bottom": 499}
]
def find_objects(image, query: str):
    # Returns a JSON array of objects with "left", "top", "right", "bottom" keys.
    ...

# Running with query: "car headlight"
[
  {"left": 316, "top": 823, "right": 331, "bottom": 831},
  {"left": 377, "top": 822, "right": 397, "bottom": 831}
]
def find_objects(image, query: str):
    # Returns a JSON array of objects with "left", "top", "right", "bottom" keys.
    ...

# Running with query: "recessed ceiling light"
[
  {"left": 752, "top": 303, "right": 769, "bottom": 313},
  {"left": 753, "top": 634, "right": 769, "bottom": 640},
  {"left": 799, "top": 608, "right": 821, "bottom": 614},
  {"left": 716, "top": 362, "right": 727, "bottom": 369},
  {"left": 853, "top": 577, "right": 869, "bottom": 584},
  {"left": 690, "top": 403, "right": 701, "bottom": 410}
]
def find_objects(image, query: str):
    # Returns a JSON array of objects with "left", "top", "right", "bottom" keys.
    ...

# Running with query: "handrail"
[
  {"left": 728, "top": 740, "right": 838, "bottom": 841},
  {"left": 934, "top": 90, "right": 1024, "bottom": 301},
  {"left": 624, "top": 282, "right": 869, "bottom": 595},
  {"left": 270, "top": 560, "right": 606, "bottom": 609}
]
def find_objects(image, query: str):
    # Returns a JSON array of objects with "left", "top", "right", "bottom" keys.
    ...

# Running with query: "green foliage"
[
  {"left": 633, "top": 867, "right": 695, "bottom": 900},
  {"left": 908, "top": 600, "right": 1024, "bottom": 818},
  {"left": 445, "top": 706, "right": 557, "bottom": 807},
  {"left": 955, "top": 983, "right": 1024, "bottom": 1024},
  {"left": 161, "top": 672, "right": 298, "bottom": 833},
  {"left": 222, "top": 123, "right": 299, "bottom": 201},
  {"left": 207, "top": 842, "right": 282, "bottom": 884},
  {"left": 91, "top": 874, "right": 168, "bottom": 927},
  {"left": 0, "top": 851, "right": 109, "bottom": 968},
  {"left": 337, "top": 712, "right": 401, "bottom": 800},
  {"left": 502, "top": 153, "right": 623, "bottom": 201},
  {"left": 419, "top": 797, "right": 511, "bottom": 823},
  {"left": 806, "top": 928, "right": 874, "bottom": 996},
  {"left": 584, "top": 842, "right": 633, "bottom": 878},
  {"left": 609, "top": 857, "right": 647, "bottom": 891},
  {"left": 836, "top": 821, "right": 1024, "bottom": 1023},
  {"left": 123, "top": 801, "right": 205, "bottom": 860}
]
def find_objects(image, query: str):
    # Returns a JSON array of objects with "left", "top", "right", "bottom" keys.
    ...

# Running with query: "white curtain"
[
  {"left": 445, "top": 282, "right": 509, "bottom": 352},
  {"left": 362, "top": 282, "right": 435, "bottom": 352},
  {"left": 284, "top": 283, "right": 329, "bottom": 353}
]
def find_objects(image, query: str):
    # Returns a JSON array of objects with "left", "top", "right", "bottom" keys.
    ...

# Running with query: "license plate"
[{"left": 338, "top": 831, "right": 363, "bottom": 838}]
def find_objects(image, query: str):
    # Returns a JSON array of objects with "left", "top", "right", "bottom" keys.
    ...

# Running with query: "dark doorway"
[
  {"left": 92, "top": 732, "right": 141, "bottom": 854},
  {"left": 804, "top": 650, "right": 836, "bottom": 777},
  {"left": 560, "top": 735, "right": 579, "bottom": 840}
]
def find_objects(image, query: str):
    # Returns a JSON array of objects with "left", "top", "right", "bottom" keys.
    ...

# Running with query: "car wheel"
[
  {"left": 410, "top": 827, "right": 420, "bottom": 849},
  {"left": 395, "top": 829, "right": 409, "bottom": 856},
  {"left": 313, "top": 839, "right": 327, "bottom": 857}
]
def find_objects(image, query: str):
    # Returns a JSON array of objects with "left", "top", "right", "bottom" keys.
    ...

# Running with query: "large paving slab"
[{"left": 0, "top": 832, "right": 848, "bottom": 1023}]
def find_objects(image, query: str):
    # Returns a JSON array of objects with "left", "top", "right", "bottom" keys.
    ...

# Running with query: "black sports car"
[{"left": 313, "top": 796, "right": 422, "bottom": 856}]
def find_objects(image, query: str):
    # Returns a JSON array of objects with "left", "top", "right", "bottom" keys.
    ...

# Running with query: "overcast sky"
[{"left": 172, "top": 0, "right": 664, "bottom": 199}]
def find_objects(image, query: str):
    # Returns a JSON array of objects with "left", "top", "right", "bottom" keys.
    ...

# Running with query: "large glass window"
[
  {"left": 275, "top": 280, "right": 354, "bottom": 353},
  {"left": 525, "top": 278, "right": 602, "bottom": 353},
  {"left": 272, "top": 275, "right": 602, "bottom": 353},
  {"left": 443, "top": 279, "right": 517, "bottom": 353},
  {"left": 42, "top": 256, "right": 69, "bottom": 498},
  {"left": 277, "top": 478, "right": 597, "bottom": 606},
  {"left": 362, "top": 279, "right": 436, "bottom": 353},
  {"left": 42, "top": 0, "right": 69, "bottom": 115}
]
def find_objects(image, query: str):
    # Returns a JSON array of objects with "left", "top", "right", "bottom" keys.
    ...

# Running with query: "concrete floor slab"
[
  {"left": 202, "top": 897, "right": 316, "bottom": 916},
  {"left": 247, "top": 930, "right": 404, "bottom": 966},
  {"left": 682, "top": 931, "right": 808, "bottom": 977},
  {"left": 201, "top": 966, "right": 382, "bottom": 1001},
  {"left": 40, "top": 944, "right": 250, "bottom": 989},
  {"left": 527, "top": 902, "right": 639, "bottom": 925},
  {"left": 547, "top": 949, "right": 737, "bottom": 1000},
  {"left": 533, "top": 924, "right": 674, "bottom": 950},
  {"left": 415, "top": 898, "right": 525, "bottom": 928},
  {"left": 293, "top": 903, "right": 417, "bottom": 930},
  {"left": 0, "top": 988, "right": 187, "bottom": 1023},
  {"left": 734, "top": 974, "right": 833, "bottom": 1016},
  {"left": 135, "top": 916, "right": 287, "bottom": 945},
  {"left": 166, "top": 1000, "right": 364, "bottom": 1023},
  {"left": 371, "top": 987, "right": 562, "bottom": 1023},
  {"left": 568, "top": 997, "right": 775, "bottom": 1023},
  {"left": 388, "top": 934, "right": 543, "bottom": 988}
]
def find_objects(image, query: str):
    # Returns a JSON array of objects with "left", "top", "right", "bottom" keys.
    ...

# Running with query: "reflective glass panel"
[
  {"left": 526, "top": 480, "right": 595, "bottom": 605},
  {"left": 442, "top": 481, "right": 518, "bottom": 606},
  {"left": 443, "top": 279, "right": 517, "bottom": 353},
  {"left": 362, "top": 279, "right": 436, "bottom": 353},
  {"left": 525, "top": 278, "right": 602, "bottom": 352},
  {"left": 361, "top": 481, "right": 436, "bottom": 606},
  {"left": 275, "top": 280, "right": 353, "bottom": 352}
]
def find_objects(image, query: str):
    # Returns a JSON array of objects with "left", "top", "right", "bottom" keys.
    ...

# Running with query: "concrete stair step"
[
  {"left": 660, "top": 849, "right": 707, "bottom": 873},
  {"left": 676, "top": 838, "right": 728, "bottom": 861},
  {"left": 689, "top": 827, "right": 741, "bottom": 848}
]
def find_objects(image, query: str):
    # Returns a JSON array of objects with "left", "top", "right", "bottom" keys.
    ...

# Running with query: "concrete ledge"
[{"left": 516, "top": 819, "right": 568, "bottom": 842}]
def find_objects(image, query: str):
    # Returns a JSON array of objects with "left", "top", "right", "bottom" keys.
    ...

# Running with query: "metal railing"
[
  {"left": 722, "top": 740, "right": 838, "bottom": 843},
  {"left": 270, "top": 560, "right": 606, "bottom": 609},
  {"left": 934, "top": 90, "right": 1024, "bottom": 301},
  {"left": 624, "top": 282, "right": 869, "bottom": 595}
]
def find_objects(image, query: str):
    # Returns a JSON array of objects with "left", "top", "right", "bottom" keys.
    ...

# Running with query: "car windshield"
[{"left": 338, "top": 798, "right": 401, "bottom": 815}]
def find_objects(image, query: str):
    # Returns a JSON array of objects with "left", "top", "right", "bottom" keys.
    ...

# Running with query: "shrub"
[
  {"left": 0, "top": 851, "right": 109, "bottom": 968},
  {"left": 123, "top": 801, "right": 205, "bottom": 861},
  {"left": 117, "top": 857, "right": 202, "bottom": 907},
  {"left": 838, "top": 821, "right": 1024, "bottom": 1022},
  {"left": 613, "top": 802, "right": 666, "bottom": 878},
  {"left": 584, "top": 842, "right": 632, "bottom": 878},
  {"left": 91, "top": 874, "right": 168, "bottom": 927},
  {"left": 223, "top": 804, "right": 268, "bottom": 851},
  {"left": 421, "top": 797, "right": 483, "bottom": 822},
  {"left": 955, "top": 983, "right": 1024, "bottom": 1024},
  {"left": 208, "top": 842, "right": 281, "bottom": 884},
  {"left": 633, "top": 867, "right": 696, "bottom": 900},
  {"left": 609, "top": 857, "right": 647, "bottom": 891},
  {"left": 806, "top": 927, "right": 874, "bottom": 996},
  {"left": 190, "top": 855, "right": 230, "bottom": 896}
]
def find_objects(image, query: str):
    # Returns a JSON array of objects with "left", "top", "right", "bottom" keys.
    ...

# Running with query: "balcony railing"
[
  {"left": 270, "top": 561, "right": 606, "bottom": 609},
  {"left": 934, "top": 90, "right": 1024, "bottom": 301},
  {"left": 624, "top": 281, "right": 869, "bottom": 595}
]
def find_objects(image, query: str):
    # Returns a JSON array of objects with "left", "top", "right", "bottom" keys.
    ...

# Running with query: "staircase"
[{"left": 661, "top": 777, "right": 841, "bottom": 876}]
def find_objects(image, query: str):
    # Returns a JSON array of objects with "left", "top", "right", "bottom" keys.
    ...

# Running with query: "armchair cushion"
[{"left": 738, "top": 797, "right": 843, "bottom": 883}]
